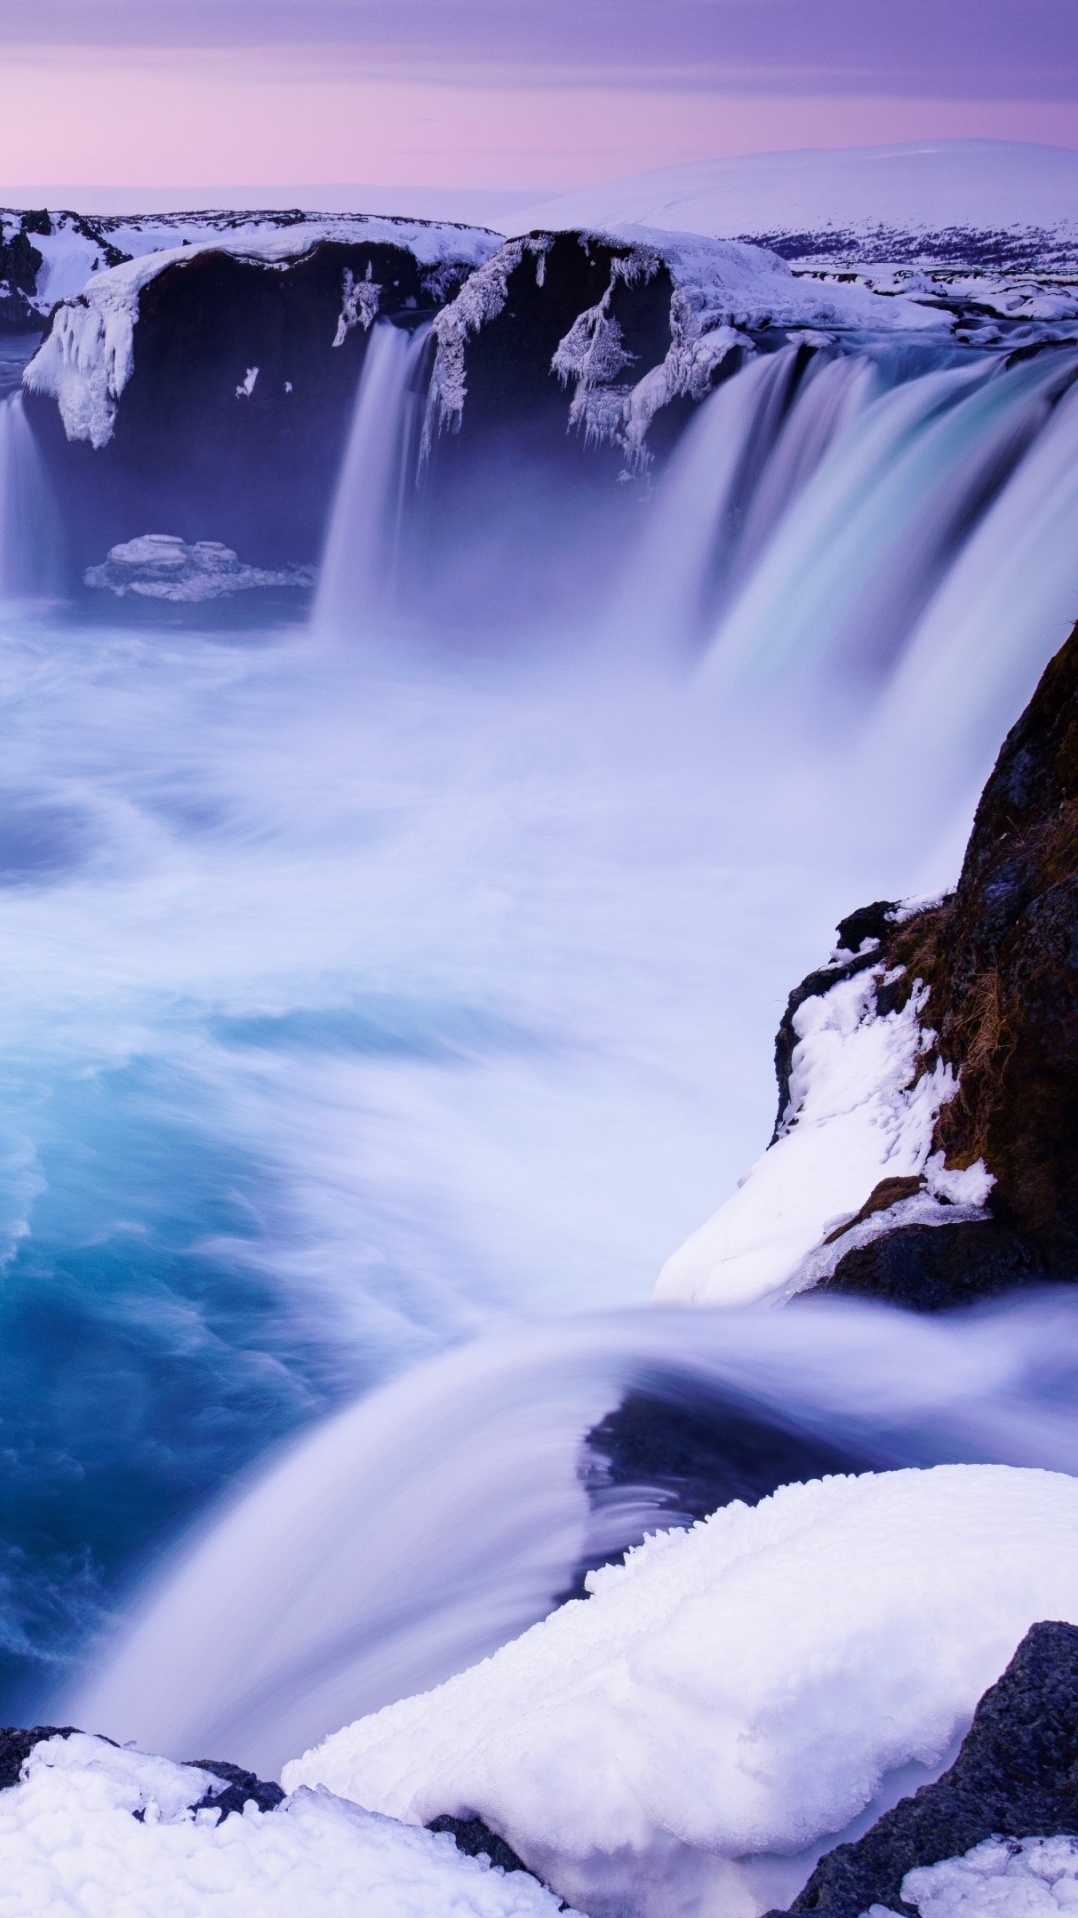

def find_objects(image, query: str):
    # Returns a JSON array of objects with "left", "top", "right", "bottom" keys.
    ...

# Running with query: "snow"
[
  {"left": 284, "top": 1464, "right": 1078, "bottom": 1918},
  {"left": 507, "top": 141, "right": 1078, "bottom": 255},
  {"left": 83, "top": 535, "right": 313, "bottom": 603},
  {"left": 869, "top": 1836, "right": 1078, "bottom": 1917},
  {"left": 654, "top": 954, "right": 990, "bottom": 1309},
  {"left": 426, "top": 226, "right": 945, "bottom": 466},
  {"left": 20, "top": 215, "right": 499, "bottom": 448},
  {"left": 0, "top": 1731, "right": 571, "bottom": 1918},
  {"left": 422, "top": 236, "right": 552, "bottom": 446}
]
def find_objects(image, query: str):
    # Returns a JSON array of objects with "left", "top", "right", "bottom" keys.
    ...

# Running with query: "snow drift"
[{"left": 284, "top": 1464, "right": 1078, "bottom": 1918}]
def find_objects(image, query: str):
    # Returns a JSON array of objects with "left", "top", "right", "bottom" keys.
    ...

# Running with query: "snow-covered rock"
[
  {"left": 870, "top": 1837, "right": 1078, "bottom": 1918},
  {"left": 424, "top": 226, "right": 946, "bottom": 472},
  {"left": 23, "top": 217, "right": 496, "bottom": 450},
  {"left": 18, "top": 216, "right": 497, "bottom": 591},
  {"left": 654, "top": 911, "right": 986, "bottom": 1309},
  {"left": 84, "top": 534, "right": 313, "bottom": 603},
  {"left": 0, "top": 1729, "right": 570, "bottom": 1918},
  {"left": 283, "top": 1464, "right": 1078, "bottom": 1918}
]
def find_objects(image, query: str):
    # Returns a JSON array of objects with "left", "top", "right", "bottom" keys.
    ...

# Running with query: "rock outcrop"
[
  {"left": 20, "top": 218, "right": 496, "bottom": 586},
  {"left": 816, "top": 618, "right": 1078, "bottom": 1307},
  {"left": 769, "top": 1620, "right": 1078, "bottom": 1918},
  {"left": 658, "top": 620, "right": 1078, "bottom": 1313}
]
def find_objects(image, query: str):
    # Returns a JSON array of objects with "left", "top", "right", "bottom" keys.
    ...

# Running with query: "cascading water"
[
  {"left": 59, "top": 1289, "right": 1078, "bottom": 1776},
  {"left": 312, "top": 320, "right": 433, "bottom": 640},
  {"left": 0, "top": 392, "right": 60, "bottom": 603},
  {"left": 617, "top": 337, "right": 1078, "bottom": 795}
]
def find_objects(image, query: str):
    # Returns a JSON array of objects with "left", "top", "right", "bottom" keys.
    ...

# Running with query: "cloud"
[{"left": 1, "top": 0, "right": 1076, "bottom": 102}]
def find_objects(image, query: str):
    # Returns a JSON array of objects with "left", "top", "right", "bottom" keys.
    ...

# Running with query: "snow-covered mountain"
[{"left": 508, "top": 141, "right": 1078, "bottom": 265}]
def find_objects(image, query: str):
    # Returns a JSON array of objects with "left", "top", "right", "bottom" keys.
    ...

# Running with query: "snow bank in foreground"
[
  {"left": 284, "top": 1465, "right": 1078, "bottom": 1918},
  {"left": 870, "top": 1835, "right": 1078, "bottom": 1917},
  {"left": 655, "top": 952, "right": 988, "bottom": 1309},
  {"left": 0, "top": 1731, "right": 569, "bottom": 1918}
]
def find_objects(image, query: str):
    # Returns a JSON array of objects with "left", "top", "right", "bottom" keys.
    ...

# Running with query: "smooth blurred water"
[
  {"left": 3, "top": 317, "right": 1078, "bottom": 1742},
  {"left": 0, "top": 604, "right": 946, "bottom": 1716}
]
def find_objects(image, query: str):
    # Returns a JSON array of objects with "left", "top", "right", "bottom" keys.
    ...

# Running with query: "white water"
[
  {"left": 0, "top": 393, "right": 60, "bottom": 602},
  {"left": 615, "top": 341, "right": 1078, "bottom": 781},
  {"left": 63, "top": 1289, "right": 1078, "bottom": 1776},
  {"left": 312, "top": 322, "right": 432, "bottom": 640},
  {"left": 6, "top": 314, "right": 1078, "bottom": 1781}
]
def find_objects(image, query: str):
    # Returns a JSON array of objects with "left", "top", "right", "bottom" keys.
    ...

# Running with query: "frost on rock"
[
  {"left": 284, "top": 1465, "right": 1078, "bottom": 1918},
  {"left": 654, "top": 953, "right": 985, "bottom": 1309},
  {"left": 421, "top": 236, "right": 553, "bottom": 453},
  {"left": 333, "top": 264, "right": 383, "bottom": 346},
  {"left": 23, "top": 271, "right": 142, "bottom": 448},
  {"left": 868, "top": 1835, "right": 1078, "bottom": 1918},
  {"left": 21, "top": 215, "right": 500, "bottom": 447},
  {"left": 84, "top": 535, "right": 314, "bottom": 602},
  {"left": 0, "top": 1730, "right": 570, "bottom": 1918}
]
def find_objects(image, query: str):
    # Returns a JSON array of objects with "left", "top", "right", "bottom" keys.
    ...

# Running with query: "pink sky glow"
[{"left": 1, "top": 45, "right": 1076, "bottom": 195}]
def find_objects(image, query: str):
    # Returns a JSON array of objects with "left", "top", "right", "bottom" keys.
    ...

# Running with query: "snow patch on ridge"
[
  {"left": 284, "top": 1465, "right": 1078, "bottom": 1918},
  {"left": 654, "top": 958, "right": 986, "bottom": 1308}
]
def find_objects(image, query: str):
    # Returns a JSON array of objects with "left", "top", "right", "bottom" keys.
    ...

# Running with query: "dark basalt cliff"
[
  {"left": 807, "top": 619, "right": 1078, "bottom": 1308},
  {"left": 769, "top": 1620, "right": 1078, "bottom": 1918},
  {"left": 24, "top": 238, "right": 477, "bottom": 586}
]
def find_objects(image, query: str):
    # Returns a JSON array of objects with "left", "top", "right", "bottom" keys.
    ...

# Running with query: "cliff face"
[
  {"left": 20, "top": 222, "right": 495, "bottom": 586},
  {"left": 657, "top": 620, "right": 1078, "bottom": 1314},
  {"left": 818, "top": 621, "right": 1078, "bottom": 1306}
]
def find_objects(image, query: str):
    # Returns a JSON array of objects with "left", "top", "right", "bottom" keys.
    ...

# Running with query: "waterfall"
[
  {"left": 58, "top": 1290, "right": 1078, "bottom": 1776},
  {"left": 0, "top": 393, "right": 60, "bottom": 603},
  {"left": 616, "top": 339, "right": 1078, "bottom": 773},
  {"left": 312, "top": 322, "right": 433, "bottom": 640},
  {"left": 702, "top": 347, "right": 1078, "bottom": 700}
]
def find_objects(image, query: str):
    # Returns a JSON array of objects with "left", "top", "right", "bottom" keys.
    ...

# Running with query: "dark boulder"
[{"left": 767, "top": 1620, "right": 1078, "bottom": 1917}]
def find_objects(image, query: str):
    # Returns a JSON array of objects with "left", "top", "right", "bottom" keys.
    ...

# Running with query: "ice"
[
  {"left": 22, "top": 217, "right": 498, "bottom": 448},
  {"left": 869, "top": 1835, "right": 1078, "bottom": 1917},
  {"left": 0, "top": 1730, "right": 571, "bottom": 1918},
  {"left": 654, "top": 958, "right": 984, "bottom": 1308},
  {"left": 83, "top": 534, "right": 313, "bottom": 602},
  {"left": 284, "top": 1464, "right": 1078, "bottom": 1918}
]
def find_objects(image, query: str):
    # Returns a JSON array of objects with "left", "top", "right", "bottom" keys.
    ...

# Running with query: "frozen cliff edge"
[
  {"left": 16, "top": 215, "right": 498, "bottom": 585},
  {"left": 422, "top": 225, "right": 948, "bottom": 475},
  {"left": 658, "top": 616, "right": 1078, "bottom": 1313},
  {"left": 21, "top": 216, "right": 498, "bottom": 451}
]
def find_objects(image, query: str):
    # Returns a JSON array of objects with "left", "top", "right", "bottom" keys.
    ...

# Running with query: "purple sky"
[{"left": 1, "top": 1, "right": 1076, "bottom": 192}]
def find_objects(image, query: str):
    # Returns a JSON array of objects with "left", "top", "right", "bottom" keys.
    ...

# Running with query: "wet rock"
[
  {"left": 185, "top": 1757, "right": 285, "bottom": 1817},
  {"left": 810, "top": 619, "right": 1078, "bottom": 1305},
  {"left": 0, "top": 1725, "right": 80, "bottom": 1790},
  {"left": 767, "top": 1620, "right": 1078, "bottom": 1918},
  {"left": 23, "top": 230, "right": 485, "bottom": 585}
]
